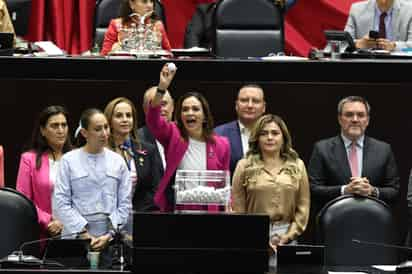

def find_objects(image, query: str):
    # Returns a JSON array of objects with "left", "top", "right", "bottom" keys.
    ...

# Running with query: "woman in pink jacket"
[
  {"left": 16, "top": 105, "right": 72, "bottom": 250},
  {"left": 146, "top": 64, "right": 230, "bottom": 212}
]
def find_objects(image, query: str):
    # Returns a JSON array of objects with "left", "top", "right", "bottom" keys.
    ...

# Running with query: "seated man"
[
  {"left": 308, "top": 96, "right": 400, "bottom": 212},
  {"left": 344, "top": 0, "right": 412, "bottom": 51},
  {"left": 0, "top": 0, "right": 15, "bottom": 34},
  {"left": 184, "top": 0, "right": 297, "bottom": 49}
]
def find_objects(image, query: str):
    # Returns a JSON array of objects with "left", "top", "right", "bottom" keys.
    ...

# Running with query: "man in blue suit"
[{"left": 215, "top": 84, "right": 266, "bottom": 177}]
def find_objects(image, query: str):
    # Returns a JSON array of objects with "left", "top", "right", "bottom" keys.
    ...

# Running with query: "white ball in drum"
[{"left": 167, "top": 62, "right": 177, "bottom": 72}]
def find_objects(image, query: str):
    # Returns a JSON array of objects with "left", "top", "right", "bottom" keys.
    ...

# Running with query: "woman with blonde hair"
[
  {"left": 231, "top": 114, "right": 310, "bottom": 264},
  {"left": 104, "top": 97, "right": 162, "bottom": 211}
]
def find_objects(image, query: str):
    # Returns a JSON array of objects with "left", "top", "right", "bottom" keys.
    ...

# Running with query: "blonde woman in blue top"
[{"left": 53, "top": 108, "right": 132, "bottom": 268}]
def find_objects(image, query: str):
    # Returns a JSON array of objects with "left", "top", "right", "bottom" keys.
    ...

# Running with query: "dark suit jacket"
[
  {"left": 184, "top": 3, "right": 215, "bottom": 49},
  {"left": 132, "top": 139, "right": 163, "bottom": 211},
  {"left": 308, "top": 135, "right": 400, "bottom": 208},
  {"left": 214, "top": 120, "right": 243, "bottom": 178},
  {"left": 138, "top": 125, "right": 164, "bottom": 174}
]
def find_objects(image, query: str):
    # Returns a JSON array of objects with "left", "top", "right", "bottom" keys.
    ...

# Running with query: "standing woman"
[
  {"left": 231, "top": 114, "right": 310, "bottom": 257},
  {"left": 146, "top": 64, "right": 230, "bottom": 212},
  {"left": 16, "top": 105, "right": 72, "bottom": 249},
  {"left": 53, "top": 108, "right": 131, "bottom": 267},
  {"left": 104, "top": 97, "right": 162, "bottom": 211},
  {"left": 101, "top": 0, "right": 171, "bottom": 55}
]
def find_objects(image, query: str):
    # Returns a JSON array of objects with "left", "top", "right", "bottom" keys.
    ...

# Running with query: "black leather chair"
[
  {"left": 213, "top": 0, "right": 284, "bottom": 58},
  {"left": 317, "top": 195, "right": 398, "bottom": 266},
  {"left": 93, "top": 0, "right": 166, "bottom": 48},
  {"left": 0, "top": 187, "right": 40, "bottom": 259},
  {"left": 4, "top": 0, "right": 32, "bottom": 36}
]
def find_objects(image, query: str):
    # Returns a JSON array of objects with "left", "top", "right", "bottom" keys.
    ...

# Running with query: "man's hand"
[
  {"left": 345, "top": 177, "right": 374, "bottom": 196},
  {"left": 377, "top": 38, "right": 396, "bottom": 51},
  {"left": 355, "top": 35, "right": 378, "bottom": 49}
]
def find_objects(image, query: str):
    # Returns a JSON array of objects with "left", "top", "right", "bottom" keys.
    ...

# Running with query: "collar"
[
  {"left": 238, "top": 120, "right": 250, "bottom": 135},
  {"left": 375, "top": 2, "right": 393, "bottom": 17},
  {"left": 341, "top": 134, "right": 365, "bottom": 149}
]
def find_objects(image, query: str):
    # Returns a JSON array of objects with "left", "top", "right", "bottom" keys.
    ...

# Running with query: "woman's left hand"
[{"left": 91, "top": 234, "right": 112, "bottom": 251}]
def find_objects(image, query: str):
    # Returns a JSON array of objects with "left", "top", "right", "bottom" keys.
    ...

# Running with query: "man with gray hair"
[
  {"left": 308, "top": 96, "right": 399, "bottom": 209},
  {"left": 138, "top": 86, "right": 174, "bottom": 174}
]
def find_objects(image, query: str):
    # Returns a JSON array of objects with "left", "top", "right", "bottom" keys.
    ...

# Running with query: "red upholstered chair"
[{"left": 0, "top": 145, "right": 4, "bottom": 188}]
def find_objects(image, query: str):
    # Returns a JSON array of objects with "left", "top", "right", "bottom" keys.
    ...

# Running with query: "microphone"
[
  {"left": 112, "top": 224, "right": 125, "bottom": 268},
  {"left": 352, "top": 238, "right": 412, "bottom": 252},
  {"left": 12, "top": 230, "right": 87, "bottom": 263}
]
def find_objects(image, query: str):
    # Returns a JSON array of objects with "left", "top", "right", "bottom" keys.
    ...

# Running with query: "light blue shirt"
[
  {"left": 374, "top": 5, "right": 394, "bottom": 41},
  {"left": 53, "top": 147, "right": 132, "bottom": 236}
]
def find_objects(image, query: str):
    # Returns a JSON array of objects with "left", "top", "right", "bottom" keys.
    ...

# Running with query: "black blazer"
[
  {"left": 184, "top": 3, "right": 215, "bottom": 49},
  {"left": 308, "top": 135, "right": 400, "bottom": 207},
  {"left": 132, "top": 140, "right": 162, "bottom": 211},
  {"left": 138, "top": 125, "right": 164, "bottom": 174}
]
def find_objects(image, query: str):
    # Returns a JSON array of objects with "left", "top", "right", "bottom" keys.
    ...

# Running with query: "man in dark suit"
[
  {"left": 308, "top": 96, "right": 400, "bottom": 209},
  {"left": 215, "top": 84, "right": 266, "bottom": 177},
  {"left": 138, "top": 86, "right": 174, "bottom": 174}
]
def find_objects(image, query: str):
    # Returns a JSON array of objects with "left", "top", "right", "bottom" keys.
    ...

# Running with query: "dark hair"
[
  {"left": 29, "top": 105, "right": 72, "bottom": 169},
  {"left": 75, "top": 108, "right": 104, "bottom": 147},
  {"left": 237, "top": 83, "right": 265, "bottom": 100},
  {"left": 104, "top": 97, "right": 141, "bottom": 150},
  {"left": 120, "top": 0, "right": 158, "bottom": 26},
  {"left": 337, "top": 96, "right": 371, "bottom": 116},
  {"left": 174, "top": 92, "right": 214, "bottom": 142},
  {"left": 248, "top": 114, "right": 298, "bottom": 161}
]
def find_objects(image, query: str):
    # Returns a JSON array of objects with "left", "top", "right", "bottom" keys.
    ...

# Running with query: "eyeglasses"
[{"left": 341, "top": 112, "right": 368, "bottom": 119}]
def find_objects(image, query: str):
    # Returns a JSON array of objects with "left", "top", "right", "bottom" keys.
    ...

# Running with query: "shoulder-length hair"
[
  {"left": 104, "top": 97, "right": 141, "bottom": 150},
  {"left": 119, "top": 0, "right": 159, "bottom": 26},
  {"left": 247, "top": 114, "right": 298, "bottom": 161},
  {"left": 29, "top": 105, "right": 72, "bottom": 169},
  {"left": 174, "top": 92, "right": 214, "bottom": 142}
]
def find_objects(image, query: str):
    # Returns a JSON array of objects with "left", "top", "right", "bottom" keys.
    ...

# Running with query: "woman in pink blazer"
[
  {"left": 146, "top": 64, "right": 230, "bottom": 212},
  {"left": 16, "top": 106, "right": 72, "bottom": 249}
]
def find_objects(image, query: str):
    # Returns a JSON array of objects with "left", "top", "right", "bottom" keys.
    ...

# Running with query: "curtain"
[
  {"left": 25, "top": 0, "right": 95, "bottom": 55},
  {"left": 24, "top": 0, "right": 360, "bottom": 56},
  {"left": 284, "top": 0, "right": 359, "bottom": 56}
]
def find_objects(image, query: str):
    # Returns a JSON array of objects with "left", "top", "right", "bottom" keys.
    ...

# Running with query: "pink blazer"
[
  {"left": 16, "top": 152, "right": 53, "bottom": 241},
  {"left": 146, "top": 105, "right": 230, "bottom": 211}
]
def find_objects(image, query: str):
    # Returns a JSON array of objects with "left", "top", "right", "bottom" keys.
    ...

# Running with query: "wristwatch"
[
  {"left": 156, "top": 87, "right": 166, "bottom": 95},
  {"left": 370, "top": 187, "right": 378, "bottom": 197}
]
